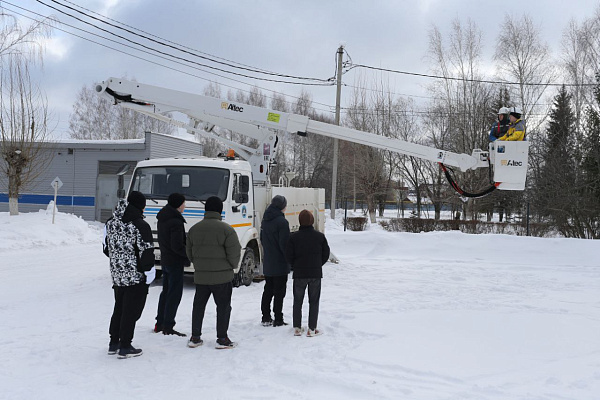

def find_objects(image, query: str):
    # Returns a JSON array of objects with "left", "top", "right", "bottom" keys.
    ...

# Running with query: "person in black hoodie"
[
  {"left": 286, "top": 210, "right": 330, "bottom": 337},
  {"left": 103, "top": 191, "right": 155, "bottom": 358},
  {"left": 154, "top": 193, "right": 190, "bottom": 337},
  {"left": 260, "top": 195, "right": 290, "bottom": 326}
]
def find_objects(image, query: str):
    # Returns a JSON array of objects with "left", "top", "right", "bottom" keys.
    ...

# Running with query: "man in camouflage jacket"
[{"left": 103, "top": 191, "right": 155, "bottom": 358}]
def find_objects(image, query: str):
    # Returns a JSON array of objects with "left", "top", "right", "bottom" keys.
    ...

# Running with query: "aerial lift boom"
[{"left": 96, "top": 77, "right": 528, "bottom": 192}]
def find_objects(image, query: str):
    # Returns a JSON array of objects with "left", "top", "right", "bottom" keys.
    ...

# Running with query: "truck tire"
[{"left": 234, "top": 248, "right": 255, "bottom": 287}]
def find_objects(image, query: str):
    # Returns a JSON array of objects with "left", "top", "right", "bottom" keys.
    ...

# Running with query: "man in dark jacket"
[
  {"left": 154, "top": 193, "right": 190, "bottom": 337},
  {"left": 260, "top": 195, "right": 291, "bottom": 327},
  {"left": 489, "top": 107, "right": 510, "bottom": 141},
  {"left": 186, "top": 196, "right": 241, "bottom": 349},
  {"left": 104, "top": 191, "right": 155, "bottom": 358},
  {"left": 285, "top": 210, "right": 330, "bottom": 337}
]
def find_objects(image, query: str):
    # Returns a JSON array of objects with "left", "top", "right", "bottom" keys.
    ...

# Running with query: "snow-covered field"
[{"left": 1, "top": 208, "right": 599, "bottom": 399}]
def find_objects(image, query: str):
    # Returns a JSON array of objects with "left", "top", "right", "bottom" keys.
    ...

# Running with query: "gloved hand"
[{"left": 144, "top": 267, "right": 156, "bottom": 285}]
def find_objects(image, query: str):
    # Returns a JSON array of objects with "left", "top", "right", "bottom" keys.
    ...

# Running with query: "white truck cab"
[{"left": 129, "top": 156, "right": 324, "bottom": 287}]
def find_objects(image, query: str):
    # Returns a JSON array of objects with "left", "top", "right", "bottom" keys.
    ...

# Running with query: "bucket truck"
[{"left": 96, "top": 77, "right": 529, "bottom": 286}]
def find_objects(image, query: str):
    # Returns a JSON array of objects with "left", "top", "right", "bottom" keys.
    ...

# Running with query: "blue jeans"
[{"left": 155, "top": 265, "right": 184, "bottom": 329}]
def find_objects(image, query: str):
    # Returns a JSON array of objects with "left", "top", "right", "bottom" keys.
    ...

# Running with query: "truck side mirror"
[{"left": 116, "top": 163, "right": 130, "bottom": 199}]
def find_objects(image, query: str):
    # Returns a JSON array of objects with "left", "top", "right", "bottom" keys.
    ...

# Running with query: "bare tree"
[
  {"left": 494, "top": 14, "right": 556, "bottom": 131},
  {"left": 0, "top": 58, "right": 53, "bottom": 215},
  {"left": 426, "top": 19, "right": 495, "bottom": 219},
  {"left": 344, "top": 74, "right": 406, "bottom": 222},
  {"left": 69, "top": 82, "right": 174, "bottom": 140},
  {"left": 0, "top": 9, "right": 53, "bottom": 61},
  {"left": 0, "top": 10, "right": 54, "bottom": 215}
]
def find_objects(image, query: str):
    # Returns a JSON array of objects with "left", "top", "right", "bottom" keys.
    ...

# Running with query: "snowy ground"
[{"left": 1, "top": 208, "right": 600, "bottom": 399}]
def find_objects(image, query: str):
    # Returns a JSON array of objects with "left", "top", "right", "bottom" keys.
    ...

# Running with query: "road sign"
[
  {"left": 50, "top": 177, "right": 62, "bottom": 224},
  {"left": 51, "top": 176, "right": 63, "bottom": 190}
]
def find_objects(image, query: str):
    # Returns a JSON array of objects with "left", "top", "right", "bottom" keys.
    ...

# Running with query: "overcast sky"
[{"left": 12, "top": 0, "right": 600, "bottom": 138}]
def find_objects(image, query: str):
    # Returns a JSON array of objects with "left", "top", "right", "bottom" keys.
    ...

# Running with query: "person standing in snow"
[
  {"left": 260, "top": 195, "right": 291, "bottom": 327},
  {"left": 154, "top": 193, "right": 190, "bottom": 337},
  {"left": 103, "top": 191, "right": 155, "bottom": 358},
  {"left": 286, "top": 210, "right": 330, "bottom": 337},
  {"left": 186, "top": 196, "right": 241, "bottom": 349}
]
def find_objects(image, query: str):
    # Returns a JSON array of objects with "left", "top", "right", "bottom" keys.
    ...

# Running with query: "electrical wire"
[
  {"left": 5, "top": 3, "right": 338, "bottom": 114},
  {"left": 32, "top": 0, "right": 332, "bottom": 86},
  {"left": 57, "top": 0, "right": 281, "bottom": 75},
  {"left": 38, "top": 0, "right": 334, "bottom": 84},
  {"left": 347, "top": 62, "right": 596, "bottom": 87}
]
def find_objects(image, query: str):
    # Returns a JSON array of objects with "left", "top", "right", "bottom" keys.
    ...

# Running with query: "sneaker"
[
  {"left": 261, "top": 318, "right": 273, "bottom": 327},
  {"left": 215, "top": 337, "right": 237, "bottom": 349},
  {"left": 107, "top": 342, "right": 120, "bottom": 355},
  {"left": 307, "top": 329, "right": 323, "bottom": 337},
  {"left": 294, "top": 327, "right": 304, "bottom": 336},
  {"left": 117, "top": 345, "right": 143, "bottom": 359},
  {"left": 163, "top": 328, "right": 187, "bottom": 337},
  {"left": 273, "top": 320, "right": 288, "bottom": 327},
  {"left": 187, "top": 336, "right": 203, "bottom": 348},
  {"left": 153, "top": 324, "right": 163, "bottom": 333}
]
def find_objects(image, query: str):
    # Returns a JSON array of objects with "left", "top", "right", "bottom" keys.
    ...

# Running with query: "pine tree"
[
  {"left": 533, "top": 85, "right": 578, "bottom": 236},
  {"left": 580, "top": 75, "right": 600, "bottom": 236}
]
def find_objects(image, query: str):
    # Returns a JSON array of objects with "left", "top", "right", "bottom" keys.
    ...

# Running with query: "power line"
[
  {"left": 347, "top": 63, "right": 596, "bottom": 88},
  {"left": 37, "top": 0, "right": 334, "bottom": 85},
  {"left": 6, "top": 3, "right": 338, "bottom": 114},
  {"left": 58, "top": 0, "right": 284, "bottom": 76}
]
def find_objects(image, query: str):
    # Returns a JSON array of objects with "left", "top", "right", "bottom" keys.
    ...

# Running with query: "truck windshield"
[{"left": 130, "top": 166, "right": 230, "bottom": 201}]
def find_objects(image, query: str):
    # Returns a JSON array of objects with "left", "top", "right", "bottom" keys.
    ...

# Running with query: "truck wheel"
[{"left": 235, "top": 248, "right": 255, "bottom": 287}]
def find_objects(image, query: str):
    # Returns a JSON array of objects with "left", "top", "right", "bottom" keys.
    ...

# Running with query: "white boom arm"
[{"left": 96, "top": 77, "right": 527, "bottom": 190}]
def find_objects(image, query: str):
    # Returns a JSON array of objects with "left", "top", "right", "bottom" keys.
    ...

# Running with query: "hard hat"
[
  {"left": 498, "top": 107, "right": 509, "bottom": 115},
  {"left": 508, "top": 106, "right": 522, "bottom": 116}
]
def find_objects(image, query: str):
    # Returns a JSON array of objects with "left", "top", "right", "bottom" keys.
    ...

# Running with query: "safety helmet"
[
  {"left": 508, "top": 106, "right": 522, "bottom": 118},
  {"left": 498, "top": 107, "right": 509, "bottom": 115}
]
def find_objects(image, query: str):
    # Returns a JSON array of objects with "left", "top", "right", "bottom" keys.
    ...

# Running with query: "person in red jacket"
[{"left": 285, "top": 210, "right": 330, "bottom": 337}]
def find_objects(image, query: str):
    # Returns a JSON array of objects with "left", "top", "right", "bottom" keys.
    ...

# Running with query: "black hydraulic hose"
[
  {"left": 105, "top": 87, "right": 152, "bottom": 106},
  {"left": 439, "top": 163, "right": 499, "bottom": 198}
]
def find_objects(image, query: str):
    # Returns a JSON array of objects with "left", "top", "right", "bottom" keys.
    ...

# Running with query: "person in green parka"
[{"left": 186, "top": 196, "right": 241, "bottom": 349}]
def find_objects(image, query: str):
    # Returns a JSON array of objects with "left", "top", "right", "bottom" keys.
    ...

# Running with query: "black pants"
[
  {"left": 191, "top": 282, "right": 232, "bottom": 339},
  {"left": 261, "top": 275, "right": 288, "bottom": 323},
  {"left": 293, "top": 278, "right": 321, "bottom": 330},
  {"left": 109, "top": 283, "right": 148, "bottom": 347},
  {"left": 155, "top": 265, "right": 184, "bottom": 329}
]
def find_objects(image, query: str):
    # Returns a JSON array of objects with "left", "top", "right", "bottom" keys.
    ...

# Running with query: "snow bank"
[{"left": 0, "top": 207, "right": 102, "bottom": 251}]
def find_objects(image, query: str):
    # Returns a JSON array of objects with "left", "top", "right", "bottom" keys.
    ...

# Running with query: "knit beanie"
[
  {"left": 299, "top": 209, "right": 314, "bottom": 227},
  {"left": 271, "top": 195, "right": 287, "bottom": 210},
  {"left": 205, "top": 196, "right": 223, "bottom": 214},
  {"left": 127, "top": 191, "right": 146, "bottom": 211},
  {"left": 168, "top": 193, "right": 186, "bottom": 209}
]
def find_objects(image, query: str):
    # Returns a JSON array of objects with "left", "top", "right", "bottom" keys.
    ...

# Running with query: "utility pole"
[{"left": 331, "top": 44, "right": 344, "bottom": 220}]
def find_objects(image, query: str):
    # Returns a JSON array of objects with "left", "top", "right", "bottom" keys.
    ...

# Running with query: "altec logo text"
[
  {"left": 221, "top": 102, "right": 244, "bottom": 112},
  {"left": 501, "top": 160, "right": 523, "bottom": 167}
]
